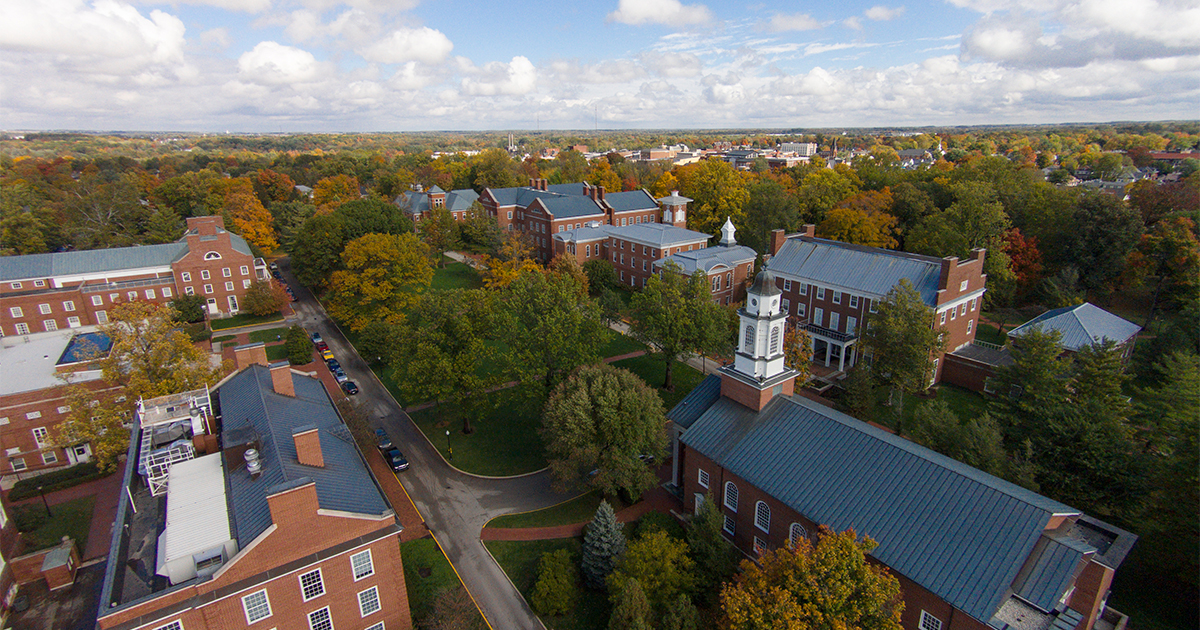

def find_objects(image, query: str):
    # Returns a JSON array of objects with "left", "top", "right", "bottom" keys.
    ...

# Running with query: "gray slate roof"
[
  {"left": 218, "top": 366, "right": 390, "bottom": 546},
  {"left": 768, "top": 236, "right": 944, "bottom": 304},
  {"left": 554, "top": 225, "right": 610, "bottom": 243},
  {"left": 609, "top": 222, "right": 709, "bottom": 247},
  {"left": 485, "top": 186, "right": 564, "bottom": 207},
  {"left": 539, "top": 196, "right": 606, "bottom": 220},
  {"left": 657, "top": 244, "right": 756, "bottom": 275},
  {"left": 605, "top": 190, "right": 658, "bottom": 212},
  {"left": 0, "top": 242, "right": 188, "bottom": 281},
  {"left": 679, "top": 393, "right": 1077, "bottom": 624},
  {"left": 396, "top": 188, "right": 479, "bottom": 216},
  {"left": 1007, "top": 303, "right": 1140, "bottom": 351}
]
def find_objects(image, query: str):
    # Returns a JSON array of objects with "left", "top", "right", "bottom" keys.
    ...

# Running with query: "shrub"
[
  {"left": 171, "top": 294, "right": 206, "bottom": 323},
  {"left": 242, "top": 279, "right": 288, "bottom": 316},
  {"left": 630, "top": 511, "right": 685, "bottom": 542},
  {"left": 285, "top": 325, "right": 312, "bottom": 365},
  {"left": 531, "top": 549, "right": 578, "bottom": 616},
  {"left": 13, "top": 505, "right": 47, "bottom": 533},
  {"left": 9, "top": 462, "right": 104, "bottom": 501}
]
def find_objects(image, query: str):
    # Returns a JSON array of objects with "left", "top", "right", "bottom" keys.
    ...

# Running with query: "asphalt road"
[{"left": 276, "top": 257, "right": 571, "bottom": 630}]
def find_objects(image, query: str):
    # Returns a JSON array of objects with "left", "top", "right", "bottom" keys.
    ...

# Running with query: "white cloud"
[
  {"left": 358, "top": 26, "right": 453, "bottom": 64},
  {"left": 638, "top": 51, "right": 703, "bottom": 77},
  {"left": 864, "top": 6, "right": 905, "bottom": 21},
  {"left": 282, "top": 10, "right": 323, "bottom": 42},
  {"left": 132, "top": 0, "right": 271, "bottom": 13},
  {"left": 546, "top": 59, "right": 645, "bottom": 84},
  {"left": 199, "top": 27, "right": 231, "bottom": 48},
  {"left": 0, "top": 0, "right": 186, "bottom": 65},
  {"left": 461, "top": 56, "right": 536, "bottom": 96},
  {"left": 237, "top": 41, "right": 325, "bottom": 85},
  {"left": 608, "top": 0, "right": 712, "bottom": 26},
  {"left": 767, "top": 12, "right": 823, "bottom": 32},
  {"left": 844, "top": 16, "right": 863, "bottom": 30}
]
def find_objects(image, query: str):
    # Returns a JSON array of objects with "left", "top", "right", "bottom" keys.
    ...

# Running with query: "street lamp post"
[
  {"left": 445, "top": 430, "right": 453, "bottom": 460},
  {"left": 37, "top": 485, "right": 51, "bottom": 517}
]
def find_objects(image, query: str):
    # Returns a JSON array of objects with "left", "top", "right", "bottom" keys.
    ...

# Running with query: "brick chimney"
[
  {"left": 292, "top": 425, "right": 324, "bottom": 467},
  {"left": 234, "top": 343, "right": 269, "bottom": 370},
  {"left": 269, "top": 361, "right": 294, "bottom": 397},
  {"left": 540, "top": 178, "right": 548, "bottom": 191},
  {"left": 595, "top": 186, "right": 605, "bottom": 202},
  {"left": 939, "top": 256, "right": 959, "bottom": 291},
  {"left": 770, "top": 229, "right": 788, "bottom": 255},
  {"left": 801, "top": 224, "right": 816, "bottom": 238}
]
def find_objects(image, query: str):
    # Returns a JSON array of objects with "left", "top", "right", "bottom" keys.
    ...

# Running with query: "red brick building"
[
  {"left": 0, "top": 216, "right": 268, "bottom": 337},
  {"left": 394, "top": 185, "right": 480, "bottom": 222},
  {"left": 667, "top": 271, "right": 1136, "bottom": 630},
  {"left": 96, "top": 348, "right": 410, "bottom": 630},
  {"left": 766, "top": 226, "right": 987, "bottom": 382},
  {"left": 654, "top": 217, "right": 757, "bottom": 305}
]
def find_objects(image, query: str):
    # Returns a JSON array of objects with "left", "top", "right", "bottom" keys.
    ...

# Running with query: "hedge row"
[{"left": 8, "top": 462, "right": 107, "bottom": 501}]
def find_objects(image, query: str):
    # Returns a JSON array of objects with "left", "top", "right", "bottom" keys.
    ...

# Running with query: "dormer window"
[{"left": 204, "top": 252, "right": 222, "bottom": 260}]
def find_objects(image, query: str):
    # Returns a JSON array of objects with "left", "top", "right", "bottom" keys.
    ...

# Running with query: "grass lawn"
[
  {"left": 485, "top": 538, "right": 609, "bottom": 630},
  {"left": 14, "top": 496, "right": 94, "bottom": 554},
  {"left": 867, "top": 383, "right": 990, "bottom": 432},
  {"left": 212, "top": 334, "right": 237, "bottom": 343},
  {"left": 598, "top": 331, "right": 646, "bottom": 358},
  {"left": 610, "top": 353, "right": 705, "bottom": 411},
  {"left": 408, "top": 385, "right": 547, "bottom": 476},
  {"left": 430, "top": 261, "right": 483, "bottom": 292},
  {"left": 487, "top": 491, "right": 630, "bottom": 529},
  {"left": 402, "top": 537, "right": 487, "bottom": 627},
  {"left": 974, "top": 322, "right": 1007, "bottom": 345},
  {"left": 266, "top": 344, "right": 289, "bottom": 362},
  {"left": 210, "top": 311, "right": 284, "bottom": 330},
  {"left": 248, "top": 326, "right": 292, "bottom": 343}
]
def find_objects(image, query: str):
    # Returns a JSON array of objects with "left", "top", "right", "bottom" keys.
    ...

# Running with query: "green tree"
[
  {"left": 358, "top": 319, "right": 402, "bottom": 366},
  {"left": 312, "top": 174, "right": 360, "bottom": 211},
  {"left": 782, "top": 326, "right": 813, "bottom": 388},
  {"left": 291, "top": 212, "right": 346, "bottom": 289},
  {"left": 541, "top": 364, "right": 667, "bottom": 498},
  {"left": 630, "top": 262, "right": 734, "bottom": 391},
  {"left": 531, "top": 549, "right": 579, "bottom": 617},
  {"left": 583, "top": 259, "right": 620, "bottom": 296},
  {"left": 338, "top": 197, "right": 414, "bottom": 242},
  {"left": 97, "top": 301, "right": 224, "bottom": 400},
  {"left": 554, "top": 150, "right": 588, "bottom": 184},
  {"left": 686, "top": 492, "right": 740, "bottom": 606},
  {"left": 719, "top": 527, "right": 904, "bottom": 630},
  {"left": 54, "top": 379, "right": 128, "bottom": 473},
  {"left": 582, "top": 500, "right": 626, "bottom": 589},
  {"left": 910, "top": 403, "right": 1037, "bottom": 489},
  {"left": 608, "top": 578, "right": 652, "bottom": 630},
  {"left": 859, "top": 279, "right": 946, "bottom": 433},
  {"left": 608, "top": 530, "right": 697, "bottom": 617},
  {"left": 661, "top": 594, "right": 700, "bottom": 630},
  {"left": 326, "top": 232, "right": 433, "bottom": 332},
  {"left": 144, "top": 206, "right": 184, "bottom": 244},
  {"left": 241, "top": 279, "right": 287, "bottom": 317},
  {"left": 459, "top": 201, "right": 503, "bottom": 255},
  {"left": 499, "top": 268, "right": 607, "bottom": 390},
  {"left": 473, "top": 148, "right": 520, "bottom": 190},
  {"left": 170, "top": 294, "right": 206, "bottom": 323},
  {"left": 741, "top": 179, "right": 797, "bottom": 253},
  {"left": 420, "top": 205, "right": 460, "bottom": 267},
  {"left": 1058, "top": 192, "right": 1144, "bottom": 292},
  {"left": 676, "top": 159, "right": 750, "bottom": 236},
  {"left": 795, "top": 167, "right": 859, "bottom": 224},
  {"left": 284, "top": 325, "right": 312, "bottom": 365}
]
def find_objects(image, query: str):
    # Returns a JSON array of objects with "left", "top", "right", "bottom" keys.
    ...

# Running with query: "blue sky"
[{"left": 1, "top": 0, "right": 1197, "bottom": 132}]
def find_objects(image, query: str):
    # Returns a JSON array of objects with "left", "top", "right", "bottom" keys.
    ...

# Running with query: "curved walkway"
[{"left": 481, "top": 485, "right": 682, "bottom": 542}]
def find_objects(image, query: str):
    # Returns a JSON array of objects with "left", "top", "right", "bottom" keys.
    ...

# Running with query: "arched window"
[
  {"left": 755, "top": 501, "right": 770, "bottom": 532},
  {"left": 789, "top": 522, "right": 808, "bottom": 547},
  {"left": 723, "top": 482, "right": 738, "bottom": 512},
  {"left": 204, "top": 251, "right": 222, "bottom": 260},
  {"left": 769, "top": 326, "right": 781, "bottom": 355},
  {"left": 743, "top": 326, "right": 754, "bottom": 352}
]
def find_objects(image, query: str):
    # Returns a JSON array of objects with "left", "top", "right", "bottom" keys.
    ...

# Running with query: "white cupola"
[
  {"left": 733, "top": 268, "right": 789, "bottom": 381},
  {"left": 719, "top": 216, "right": 737, "bottom": 247}
]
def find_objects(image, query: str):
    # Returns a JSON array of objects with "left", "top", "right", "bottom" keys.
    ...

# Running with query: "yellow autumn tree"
[
  {"left": 222, "top": 178, "right": 278, "bottom": 253},
  {"left": 313, "top": 174, "right": 361, "bottom": 212},
  {"left": 783, "top": 326, "right": 813, "bottom": 387},
  {"left": 326, "top": 232, "right": 434, "bottom": 332},
  {"left": 481, "top": 231, "right": 542, "bottom": 289},
  {"left": 817, "top": 188, "right": 899, "bottom": 248}
]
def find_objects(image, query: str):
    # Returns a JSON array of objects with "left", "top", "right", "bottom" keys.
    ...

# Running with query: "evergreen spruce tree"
[
  {"left": 661, "top": 593, "right": 700, "bottom": 630},
  {"left": 608, "top": 578, "right": 652, "bottom": 630},
  {"left": 582, "top": 500, "right": 626, "bottom": 589},
  {"left": 685, "top": 493, "right": 739, "bottom": 606}
]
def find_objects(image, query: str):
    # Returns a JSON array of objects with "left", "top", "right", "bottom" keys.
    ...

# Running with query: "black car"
[
  {"left": 383, "top": 448, "right": 409, "bottom": 471},
  {"left": 374, "top": 428, "right": 393, "bottom": 451},
  {"left": 340, "top": 381, "right": 359, "bottom": 395},
  {"left": 271, "top": 269, "right": 282, "bottom": 280},
  {"left": 326, "top": 359, "right": 341, "bottom": 372}
]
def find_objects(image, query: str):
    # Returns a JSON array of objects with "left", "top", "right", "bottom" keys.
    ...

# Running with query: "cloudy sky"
[{"left": 2, "top": 0, "right": 1198, "bottom": 131}]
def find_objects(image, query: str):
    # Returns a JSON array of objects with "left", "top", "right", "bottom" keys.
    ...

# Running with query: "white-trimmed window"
[
  {"left": 222, "top": 267, "right": 232, "bottom": 278},
  {"left": 9, "top": 282, "right": 20, "bottom": 289},
  {"left": 307, "top": 607, "right": 333, "bottom": 630},
  {"left": 358, "top": 586, "right": 382, "bottom": 616},
  {"left": 950, "top": 308, "right": 956, "bottom": 321},
  {"left": 832, "top": 291, "right": 842, "bottom": 304},
  {"left": 781, "top": 298, "right": 790, "bottom": 314},
  {"left": 67, "top": 316, "right": 81, "bottom": 328},
  {"left": 959, "top": 280, "right": 968, "bottom": 292},
  {"left": 783, "top": 279, "right": 792, "bottom": 292},
  {"left": 27, "top": 411, "right": 43, "bottom": 420},
  {"left": 723, "top": 481, "right": 738, "bottom": 512},
  {"left": 789, "top": 522, "right": 808, "bottom": 547},
  {"left": 960, "top": 303, "right": 967, "bottom": 317},
  {"left": 799, "top": 283, "right": 808, "bottom": 296},
  {"left": 15, "top": 322, "right": 30, "bottom": 335},
  {"left": 240, "top": 265, "right": 249, "bottom": 275},
  {"left": 225, "top": 281, "right": 235, "bottom": 291},
  {"left": 42, "top": 451, "right": 58, "bottom": 464},
  {"left": 743, "top": 325, "right": 754, "bottom": 351},
  {"left": 939, "top": 311, "right": 946, "bottom": 325},
  {"left": 797, "top": 303, "right": 806, "bottom": 318},
  {"left": 95, "top": 311, "right": 107, "bottom": 324},
  {"left": 967, "top": 320, "right": 974, "bottom": 334},
  {"left": 39, "top": 303, "right": 52, "bottom": 314},
  {"left": 153, "top": 621, "right": 183, "bottom": 630},
  {"left": 847, "top": 316, "right": 857, "bottom": 335},
  {"left": 970, "top": 298, "right": 977, "bottom": 311},
  {"left": 204, "top": 252, "right": 222, "bottom": 261},
  {"left": 769, "top": 326, "right": 780, "bottom": 355},
  {"left": 91, "top": 295, "right": 104, "bottom": 306},
  {"left": 201, "top": 270, "right": 211, "bottom": 280},
  {"left": 244, "top": 279, "right": 252, "bottom": 289},
  {"left": 698, "top": 469, "right": 709, "bottom": 489},
  {"left": 10, "top": 306, "right": 22, "bottom": 318},
  {"left": 753, "top": 536, "right": 767, "bottom": 555},
  {"left": 203, "top": 284, "right": 213, "bottom": 294},
  {"left": 755, "top": 501, "right": 771, "bottom": 532},
  {"left": 816, "top": 287, "right": 826, "bottom": 300},
  {"left": 185, "top": 286, "right": 194, "bottom": 296},
  {"left": 145, "top": 289, "right": 156, "bottom": 300},
  {"left": 162, "top": 287, "right": 172, "bottom": 298},
  {"left": 920, "top": 611, "right": 943, "bottom": 630},
  {"left": 10, "top": 458, "right": 26, "bottom": 471},
  {"left": 34, "top": 280, "right": 45, "bottom": 287},
  {"left": 181, "top": 272, "right": 191, "bottom": 282},
  {"left": 242, "top": 590, "right": 271, "bottom": 623},
  {"left": 849, "top": 295, "right": 859, "bottom": 308},
  {"left": 57, "top": 406, "right": 71, "bottom": 414},
  {"left": 869, "top": 300, "right": 878, "bottom": 313},
  {"left": 299, "top": 569, "right": 325, "bottom": 601},
  {"left": 44, "top": 320, "right": 57, "bottom": 332},
  {"left": 351, "top": 549, "right": 375, "bottom": 581},
  {"left": 63, "top": 301, "right": 75, "bottom": 312},
  {"left": 722, "top": 515, "right": 735, "bottom": 535}
]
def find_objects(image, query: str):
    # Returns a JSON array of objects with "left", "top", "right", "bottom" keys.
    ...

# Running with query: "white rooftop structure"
[
  {"left": 156, "top": 454, "right": 237, "bottom": 585},
  {"left": 0, "top": 328, "right": 104, "bottom": 396}
]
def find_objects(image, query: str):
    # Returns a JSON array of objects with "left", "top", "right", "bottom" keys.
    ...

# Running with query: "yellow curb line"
[{"left": 431, "top": 533, "right": 496, "bottom": 630}]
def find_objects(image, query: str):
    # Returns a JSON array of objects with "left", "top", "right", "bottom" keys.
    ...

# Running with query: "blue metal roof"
[
  {"left": 219, "top": 366, "right": 390, "bottom": 546},
  {"left": 679, "top": 394, "right": 1077, "bottom": 624},
  {"left": 605, "top": 190, "right": 658, "bottom": 212},
  {"left": 397, "top": 188, "right": 478, "bottom": 216},
  {"left": 0, "top": 242, "right": 188, "bottom": 281},
  {"left": 1013, "top": 534, "right": 1092, "bottom": 611},
  {"left": 611, "top": 223, "right": 709, "bottom": 247},
  {"left": 1007, "top": 303, "right": 1140, "bottom": 351},
  {"left": 666, "top": 374, "right": 722, "bottom": 429},
  {"left": 658, "top": 244, "right": 756, "bottom": 275},
  {"left": 539, "top": 196, "right": 606, "bottom": 220},
  {"left": 768, "top": 236, "right": 943, "bottom": 304}
]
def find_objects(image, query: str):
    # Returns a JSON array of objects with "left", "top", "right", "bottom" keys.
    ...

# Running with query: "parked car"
[
  {"left": 326, "top": 359, "right": 341, "bottom": 372},
  {"left": 374, "top": 428, "right": 393, "bottom": 451},
  {"left": 285, "top": 287, "right": 297, "bottom": 301},
  {"left": 315, "top": 341, "right": 329, "bottom": 352},
  {"left": 321, "top": 349, "right": 335, "bottom": 361},
  {"left": 340, "top": 381, "right": 359, "bottom": 395},
  {"left": 271, "top": 269, "right": 283, "bottom": 280},
  {"left": 333, "top": 368, "right": 348, "bottom": 383},
  {"left": 269, "top": 262, "right": 279, "bottom": 271},
  {"left": 310, "top": 331, "right": 323, "bottom": 344},
  {"left": 383, "top": 448, "right": 409, "bottom": 471}
]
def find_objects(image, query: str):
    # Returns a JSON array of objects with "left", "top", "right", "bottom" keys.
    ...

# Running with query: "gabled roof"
[
  {"left": 656, "top": 244, "right": 756, "bottom": 275},
  {"left": 396, "top": 188, "right": 479, "bottom": 215},
  {"left": 1007, "top": 303, "right": 1140, "bottom": 351},
  {"left": 769, "top": 236, "right": 943, "bottom": 304},
  {"left": 218, "top": 366, "right": 390, "bottom": 546},
  {"left": 610, "top": 222, "right": 709, "bottom": 248},
  {"left": 0, "top": 242, "right": 189, "bottom": 281},
  {"left": 605, "top": 190, "right": 658, "bottom": 212},
  {"left": 1013, "top": 533, "right": 1092, "bottom": 612},
  {"left": 666, "top": 374, "right": 722, "bottom": 430},
  {"left": 679, "top": 393, "right": 1077, "bottom": 624},
  {"left": 538, "top": 195, "right": 606, "bottom": 220},
  {"left": 484, "top": 185, "right": 566, "bottom": 207}
]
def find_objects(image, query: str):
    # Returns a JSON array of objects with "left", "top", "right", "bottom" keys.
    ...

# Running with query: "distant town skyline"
[{"left": 2, "top": 0, "right": 1197, "bottom": 132}]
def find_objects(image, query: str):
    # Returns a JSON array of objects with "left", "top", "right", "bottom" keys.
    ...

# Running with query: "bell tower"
[
  {"left": 719, "top": 267, "right": 799, "bottom": 411},
  {"left": 656, "top": 190, "right": 691, "bottom": 228}
]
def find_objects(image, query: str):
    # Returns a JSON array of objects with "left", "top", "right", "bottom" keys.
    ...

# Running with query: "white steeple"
[
  {"left": 719, "top": 217, "right": 737, "bottom": 247},
  {"left": 733, "top": 268, "right": 791, "bottom": 382}
]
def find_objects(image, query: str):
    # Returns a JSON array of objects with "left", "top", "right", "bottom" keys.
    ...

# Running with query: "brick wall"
[
  {"left": 173, "top": 218, "right": 258, "bottom": 317},
  {"left": 0, "top": 380, "right": 118, "bottom": 475}
]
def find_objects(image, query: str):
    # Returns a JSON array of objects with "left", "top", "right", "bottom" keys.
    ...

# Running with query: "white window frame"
[
  {"left": 10, "top": 458, "right": 26, "bottom": 471},
  {"left": 9, "top": 306, "right": 22, "bottom": 318},
  {"left": 63, "top": 300, "right": 75, "bottom": 312},
  {"left": 358, "top": 586, "right": 382, "bottom": 617},
  {"left": 241, "top": 589, "right": 272, "bottom": 624},
  {"left": 152, "top": 622, "right": 183, "bottom": 630},
  {"left": 920, "top": 611, "right": 943, "bottom": 630},
  {"left": 244, "top": 279, "right": 252, "bottom": 289},
  {"left": 755, "top": 500, "right": 771, "bottom": 533},
  {"left": 722, "top": 515, "right": 735, "bottom": 535},
  {"left": 240, "top": 265, "right": 250, "bottom": 275},
  {"left": 723, "top": 481, "right": 738, "bottom": 512},
  {"left": 201, "top": 269, "right": 211, "bottom": 280},
  {"left": 797, "top": 303, "right": 806, "bottom": 318},
  {"left": 939, "top": 311, "right": 946, "bottom": 325},
  {"left": 44, "top": 320, "right": 57, "bottom": 332},
  {"left": 829, "top": 312, "right": 840, "bottom": 331},
  {"left": 204, "top": 252, "right": 221, "bottom": 261},
  {"left": 351, "top": 549, "right": 375, "bottom": 581},
  {"left": 783, "top": 279, "right": 792, "bottom": 292},
  {"left": 162, "top": 287, "right": 172, "bottom": 298},
  {"left": 967, "top": 319, "right": 974, "bottom": 334},
  {"left": 181, "top": 272, "right": 191, "bottom": 282},
  {"left": 698, "top": 469, "right": 709, "bottom": 489},
  {"left": 970, "top": 297, "right": 977, "bottom": 311},
  {"left": 33, "top": 279, "right": 45, "bottom": 287},
  {"left": 753, "top": 536, "right": 767, "bottom": 555},
  {"left": 307, "top": 606, "right": 333, "bottom": 630},
  {"left": 299, "top": 568, "right": 326, "bottom": 601},
  {"left": 365, "top": 621, "right": 385, "bottom": 630},
  {"left": 145, "top": 289, "right": 156, "bottom": 300},
  {"left": 91, "top": 295, "right": 104, "bottom": 306},
  {"left": 9, "top": 282, "right": 20, "bottom": 289},
  {"left": 95, "top": 312, "right": 107, "bottom": 324},
  {"left": 789, "top": 522, "right": 808, "bottom": 547},
  {"left": 847, "top": 316, "right": 857, "bottom": 335},
  {"left": 959, "top": 280, "right": 968, "bottom": 292},
  {"left": 781, "top": 298, "right": 790, "bottom": 314},
  {"left": 185, "top": 286, "right": 194, "bottom": 296},
  {"left": 42, "top": 450, "right": 58, "bottom": 465},
  {"left": 869, "top": 300, "right": 878, "bottom": 313},
  {"left": 15, "top": 323, "right": 30, "bottom": 335},
  {"left": 799, "top": 283, "right": 808, "bottom": 296},
  {"left": 222, "top": 267, "right": 232, "bottom": 278},
  {"left": 225, "top": 281, "right": 235, "bottom": 291},
  {"left": 816, "top": 287, "right": 826, "bottom": 300},
  {"left": 849, "top": 295, "right": 859, "bottom": 308},
  {"left": 39, "top": 303, "right": 52, "bottom": 315},
  {"left": 832, "top": 291, "right": 842, "bottom": 304},
  {"left": 203, "top": 284, "right": 213, "bottom": 295}
]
